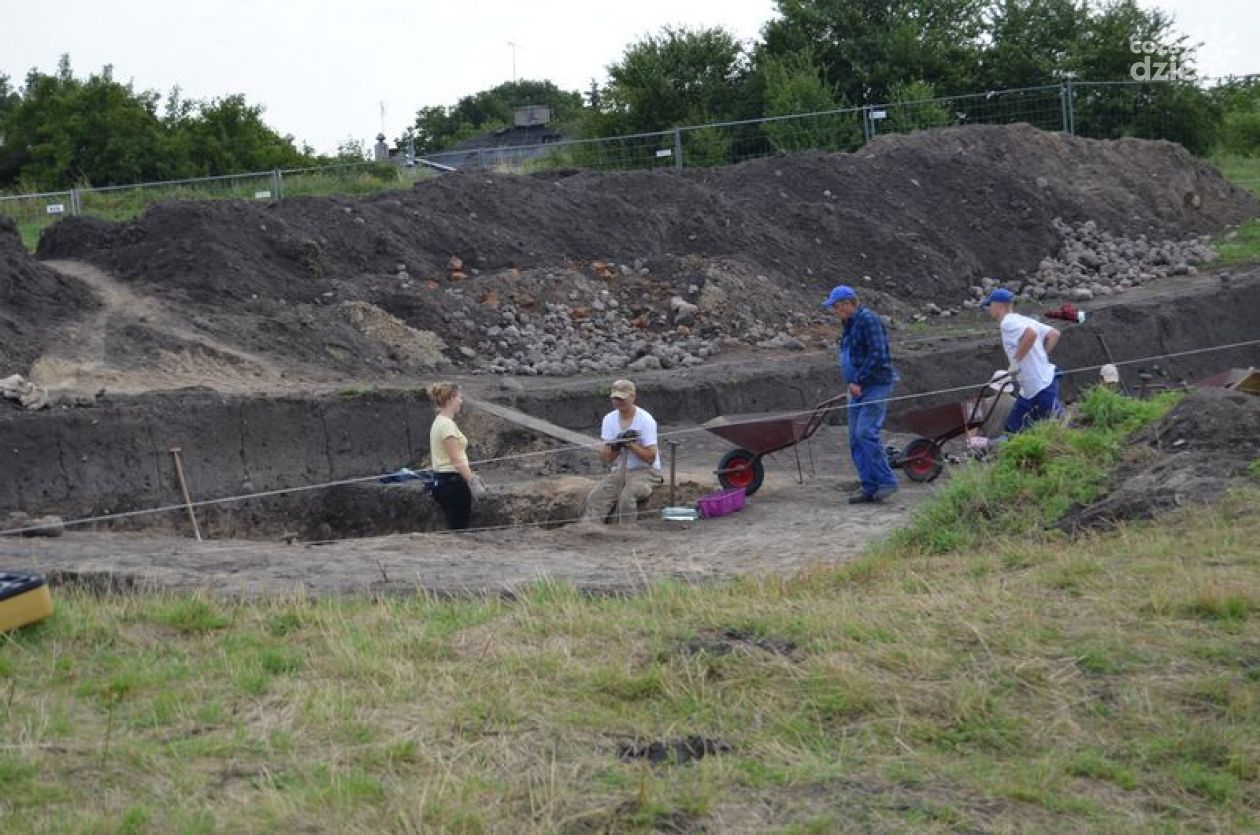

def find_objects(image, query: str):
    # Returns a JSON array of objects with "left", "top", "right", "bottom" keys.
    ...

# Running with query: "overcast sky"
[{"left": 0, "top": 0, "right": 1254, "bottom": 155}]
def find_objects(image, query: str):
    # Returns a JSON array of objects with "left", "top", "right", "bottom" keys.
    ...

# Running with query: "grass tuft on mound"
[{"left": 890, "top": 387, "right": 1181, "bottom": 555}]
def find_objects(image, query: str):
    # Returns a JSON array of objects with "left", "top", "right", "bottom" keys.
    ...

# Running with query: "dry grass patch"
[{"left": 1, "top": 491, "right": 1257, "bottom": 831}]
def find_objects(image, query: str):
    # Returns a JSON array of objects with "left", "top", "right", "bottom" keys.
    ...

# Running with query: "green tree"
[
  {"left": 172, "top": 94, "right": 308, "bottom": 175},
  {"left": 333, "top": 137, "right": 369, "bottom": 162},
  {"left": 0, "top": 57, "right": 315, "bottom": 190},
  {"left": 1213, "top": 76, "right": 1260, "bottom": 155},
  {"left": 1067, "top": 0, "right": 1190, "bottom": 81},
  {"left": 0, "top": 73, "right": 17, "bottom": 127},
  {"left": 883, "top": 80, "right": 955, "bottom": 133},
  {"left": 761, "top": 0, "right": 986, "bottom": 104},
  {"left": 759, "top": 50, "right": 862, "bottom": 152},
  {"left": 590, "top": 26, "right": 758, "bottom": 136},
  {"left": 410, "top": 80, "right": 583, "bottom": 153},
  {"left": 0, "top": 57, "right": 170, "bottom": 188},
  {"left": 1060, "top": 1, "right": 1219, "bottom": 154},
  {"left": 980, "top": 0, "right": 1087, "bottom": 88}
]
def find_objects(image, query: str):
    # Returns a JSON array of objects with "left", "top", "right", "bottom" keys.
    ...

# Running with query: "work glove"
[
  {"left": 467, "top": 475, "right": 487, "bottom": 499},
  {"left": 610, "top": 429, "right": 640, "bottom": 452},
  {"left": 1006, "top": 361, "right": 1021, "bottom": 379}
]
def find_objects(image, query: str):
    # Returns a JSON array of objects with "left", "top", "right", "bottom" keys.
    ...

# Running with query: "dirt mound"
[
  {"left": 0, "top": 218, "right": 99, "bottom": 372},
  {"left": 33, "top": 125, "right": 1256, "bottom": 377},
  {"left": 1062, "top": 388, "right": 1260, "bottom": 530}
]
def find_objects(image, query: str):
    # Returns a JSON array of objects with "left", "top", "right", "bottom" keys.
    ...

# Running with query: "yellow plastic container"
[{"left": 0, "top": 572, "right": 53, "bottom": 632}]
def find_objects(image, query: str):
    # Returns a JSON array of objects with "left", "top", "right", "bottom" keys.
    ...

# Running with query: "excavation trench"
[{"left": 0, "top": 269, "right": 1256, "bottom": 594}]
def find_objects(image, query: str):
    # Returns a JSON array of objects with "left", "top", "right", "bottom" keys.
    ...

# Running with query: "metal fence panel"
[
  {"left": 77, "top": 171, "right": 278, "bottom": 221},
  {"left": 869, "top": 84, "right": 1067, "bottom": 138},
  {"left": 277, "top": 161, "right": 430, "bottom": 198},
  {"left": 420, "top": 129, "right": 677, "bottom": 173}
]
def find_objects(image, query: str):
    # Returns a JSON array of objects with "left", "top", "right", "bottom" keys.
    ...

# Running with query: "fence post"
[
  {"left": 478, "top": 149, "right": 487, "bottom": 169},
  {"left": 673, "top": 127, "right": 683, "bottom": 171},
  {"left": 70, "top": 187, "right": 81, "bottom": 216},
  {"left": 861, "top": 107, "right": 874, "bottom": 143},
  {"left": 272, "top": 169, "right": 282, "bottom": 199},
  {"left": 1065, "top": 81, "right": 1076, "bottom": 136}
]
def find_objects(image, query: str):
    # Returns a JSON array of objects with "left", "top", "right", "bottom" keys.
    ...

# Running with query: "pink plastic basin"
[{"left": 697, "top": 487, "right": 746, "bottom": 519}]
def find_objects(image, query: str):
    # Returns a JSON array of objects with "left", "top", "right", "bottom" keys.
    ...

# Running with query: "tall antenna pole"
[
  {"left": 379, "top": 101, "right": 386, "bottom": 135},
  {"left": 507, "top": 41, "right": 517, "bottom": 82}
]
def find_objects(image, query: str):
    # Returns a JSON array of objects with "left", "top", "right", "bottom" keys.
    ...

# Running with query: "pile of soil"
[
  {"left": 1062, "top": 387, "right": 1260, "bottom": 530},
  {"left": 0, "top": 217, "right": 98, "bottom": 372},
  {"left": 32, "top": 125, "right": 1257, "bottom": 376}
]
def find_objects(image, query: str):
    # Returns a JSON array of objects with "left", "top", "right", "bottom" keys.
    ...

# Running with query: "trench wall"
[
  {"left": 506, "top": 278, "right": 1260, "bottom": 432},
  {"left": 1, "top": 277, "right": 1256, "bottom": 520}
]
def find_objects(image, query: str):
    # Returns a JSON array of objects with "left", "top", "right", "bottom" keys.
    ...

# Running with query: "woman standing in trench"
[{"left": 427, "top": 382, "right": 485, "bottom": 530}]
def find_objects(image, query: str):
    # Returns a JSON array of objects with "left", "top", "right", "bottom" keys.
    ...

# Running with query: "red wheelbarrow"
[
  {"left": 703, "top": 395, "right": 847, "bottom": 496},
  {"left": 895, "top": 376, "right": 1016, "bottom": 483}
]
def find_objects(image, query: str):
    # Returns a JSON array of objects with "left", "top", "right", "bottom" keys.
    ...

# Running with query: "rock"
[
  {"left": 497, "top": 376, "right": 524, "bottom": 394},
  {"left": 6, "top": 513, "right": 65, "bottom": 537},
  {"left": 670, "top": 296, "right": 699, "bottom": 326},
  {"left": 458, "top": 346, "right": 477, "bottom": 359},
  {"left": 1071, "top": 288, "right": 1094, "bottom": 301},
  {"left": 758, "top": 333, "right": 807, "bottom": 351},
  {"left": 629, "top": 355, "right": 662, "bottom": 373}
]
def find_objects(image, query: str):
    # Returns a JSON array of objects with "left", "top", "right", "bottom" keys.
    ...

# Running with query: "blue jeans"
[
  {"left": 848, "top": 382, "right": 899, "bottom": 495},
  {"left": 1005, "top": 377, "right": 1065, "bottom": 434}
]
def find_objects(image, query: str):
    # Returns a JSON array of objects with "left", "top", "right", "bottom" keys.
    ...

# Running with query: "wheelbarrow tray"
[
  {"left": 702, "top": 412, "right": 816, "bottom": 457},
  {"left": 902, "top": 393, "right": 1007, "bottom": 444}
]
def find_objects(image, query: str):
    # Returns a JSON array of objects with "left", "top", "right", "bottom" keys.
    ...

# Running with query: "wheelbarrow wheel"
[
  {"left": 900, "top": 438, "right": 943, "bottom": 483},
  {"left": 717, "top": 449, "right": 765, "bottom": 496}
]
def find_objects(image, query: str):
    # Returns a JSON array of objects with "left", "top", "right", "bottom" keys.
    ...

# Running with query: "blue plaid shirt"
[{"left": 839, "top": 307, "right": 895, "bottom": 388}]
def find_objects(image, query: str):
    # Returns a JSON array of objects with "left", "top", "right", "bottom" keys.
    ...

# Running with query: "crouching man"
[{"left": 583, "top": 379, "right": 664, "bottom": 524}]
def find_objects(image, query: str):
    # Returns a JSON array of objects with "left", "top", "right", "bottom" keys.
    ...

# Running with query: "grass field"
[
  {"left": 3, "top": 392, "right": 1257, "bottom": 832},
  {"left": 1213, "top": 155, "right": 1260, "bottom": 199},
  {"left": 2, "top": 496, "right": 1255, "bottom": 833}
]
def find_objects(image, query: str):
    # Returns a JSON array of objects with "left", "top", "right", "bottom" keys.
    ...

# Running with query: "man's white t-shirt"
[
  {"left": 601, "top": 407, "right": 662, "bottom": 471},
  {"left": 1000, "top": 312, "right": 1057, "bottom": 398}
]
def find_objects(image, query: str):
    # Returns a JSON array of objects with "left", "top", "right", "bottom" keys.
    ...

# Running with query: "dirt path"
[
  {"left": 30, "top": 259, "right": 283, "bottom": 393},
  {"left": 0, "top": 424, "right": 935, "bottom": 597}
]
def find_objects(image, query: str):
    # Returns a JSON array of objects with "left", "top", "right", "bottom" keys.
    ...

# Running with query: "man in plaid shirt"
[{"left": 823, "top": 285, "right": 900, "bottom": 504}]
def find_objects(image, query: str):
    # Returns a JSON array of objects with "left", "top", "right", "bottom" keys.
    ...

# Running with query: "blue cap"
[
  {"left": 821, "top": 285, "right": 857, "bottom": 309},
  {"left": 982, "top": 288, "right": 1015, "bottom": 307}
]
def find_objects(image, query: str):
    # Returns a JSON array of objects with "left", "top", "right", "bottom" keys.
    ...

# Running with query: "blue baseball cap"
[
  {"left": 821, "top": 285, "right": 857, "bottom": 309},
  {"left": 981, "top": 288, "right": 1015, "bottom": 307}
]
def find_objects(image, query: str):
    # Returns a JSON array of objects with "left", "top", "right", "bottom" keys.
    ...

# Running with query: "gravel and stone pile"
[
  {"left": 451, "top": 261, "right": 819, "bottom": 376},
  {"left": 960, "top": 218, "right": 1218, "bottom": 309}
]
